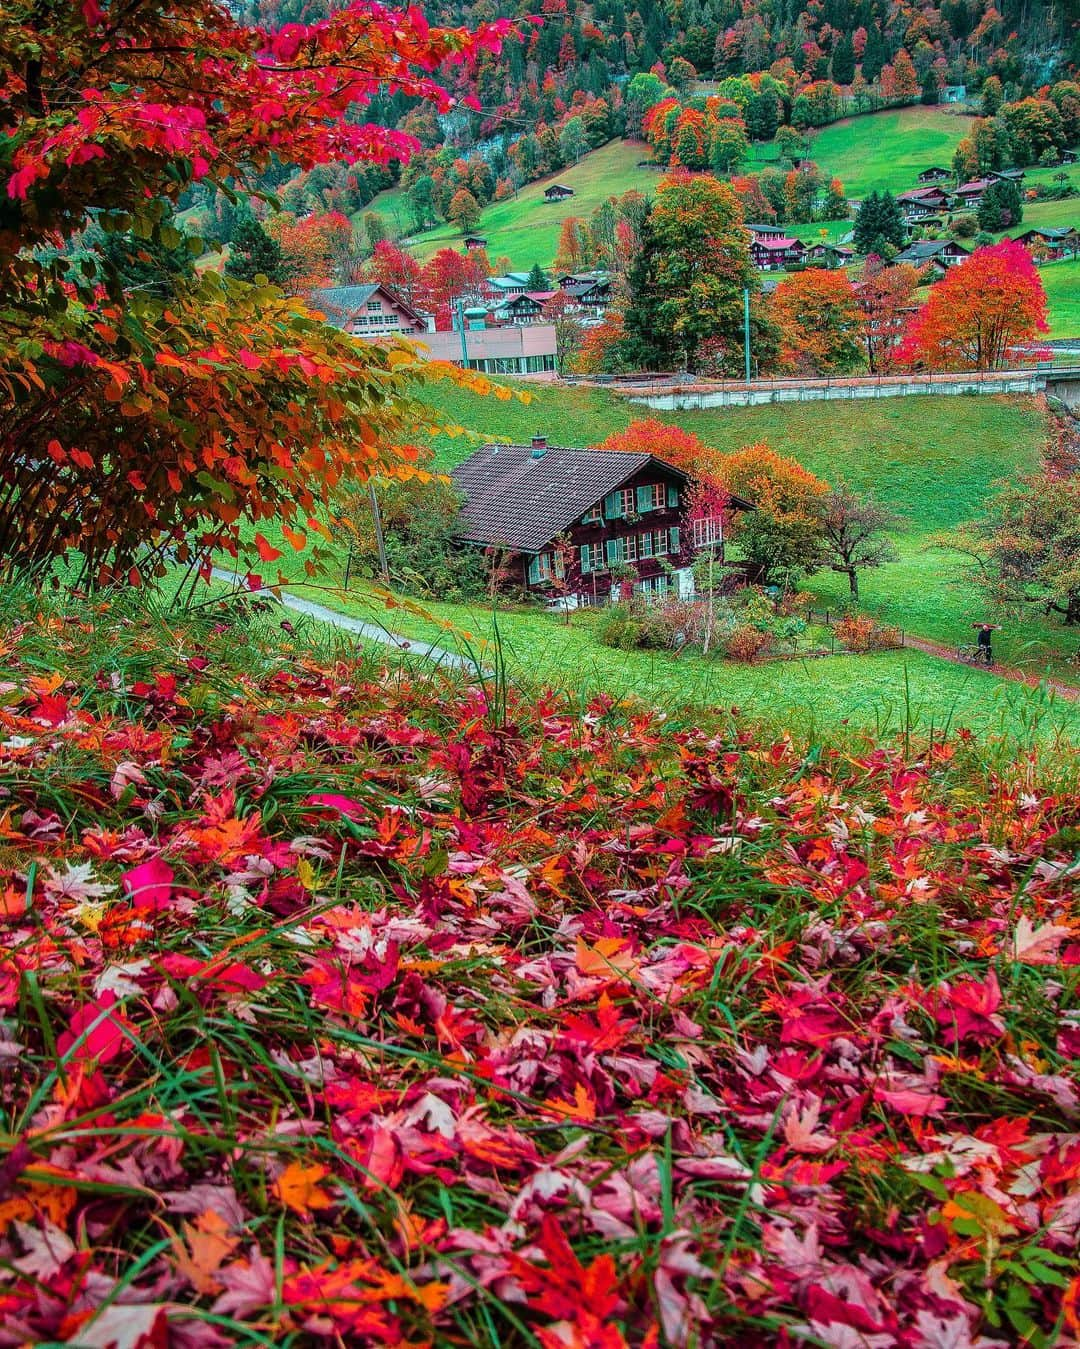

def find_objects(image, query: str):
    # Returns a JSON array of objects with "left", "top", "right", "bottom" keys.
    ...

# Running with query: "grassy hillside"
[
  {"left": 363, "top": 140, "right": 651, "bottom": 270},
  {"left": 806, "top": 107, "right": 975, "bottom": 196},
  {"left": 1040, "top": 258, "right": 1080, "bottom": 338}
]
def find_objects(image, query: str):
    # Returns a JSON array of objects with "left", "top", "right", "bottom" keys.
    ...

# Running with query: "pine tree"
[
  {"left": 861, "top": 25, "right": 886, "bottom": 82},
  {"left": 921, "top": 68, "right": 940, "bottom": 105},
  {"left": 853, "top": 191, "right": 904, "bottom": 256},
  {"left": 831, "top": 33, "right": 856, "bottom": 85},
  {"left": 527, "top": 262, "right": 551, "bottom": 290},
  {"left": 225, "top": 210, "right": 286, "bottom": 285}
]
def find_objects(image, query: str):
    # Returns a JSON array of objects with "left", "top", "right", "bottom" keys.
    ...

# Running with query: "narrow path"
[
  {"left": 209, "top": 568, "right": 475, "bottom": 672},
  {"left": 902, "top": 634, "right": 1080, "bottom": 701}
]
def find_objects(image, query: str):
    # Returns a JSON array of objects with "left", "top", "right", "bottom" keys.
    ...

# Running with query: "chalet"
[
  {"left": 803, "top": 242, "right": 854, "bottom": 268},
  {"left": 450, "top": 440, "right": 752, "bottom": 605},
  {"left": 1015, "top": 226, "right": 1080, "bottom": 260},
  {"left": 554, "top": 274, "right": 612, "bottom": 321},
  {"left": 951, "top": 178, "right": 991, "bottom": 207},
  {"left": 897, "top": 186, "right": 950, "bottom": 219},
  {"left": 749, "top": 235, "right": 806, "bottom": 270},
  {"left": 310, "top": 283, "right": 431, "bottom": 337},
  {"left": 492, "top": 292, "right": 550, "bottom": 325},
  {"left": 484, "top": 272, "right": 533, "bottom": 301},
  {"left": 891, "top": 239, "right": 971, "bottom": 276},
  {"left": 917, "top": 166, "right": 953, "bottom": 183},
  {"left": 462, "top": 235, "right": 488, "bottom": 251},
  {"left": 988, "top": 168, "right": 1026, "bottom": 184},
  {"left": 744, "top": 223, "right": 787, "bottom": 236},
  {"left": 544, "top": 183, "right": 575, "bottom": 202}
]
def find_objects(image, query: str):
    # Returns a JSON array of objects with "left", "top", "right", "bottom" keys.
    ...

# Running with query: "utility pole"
[
  {"left": 368, "top": 481, "right": 389, "bottom": 584},
  {"left": 456, "top": 298, "right": 469, "bottom": 368},
  {"left": 743, "top": 286, "right": 752, "bottom": 384}
]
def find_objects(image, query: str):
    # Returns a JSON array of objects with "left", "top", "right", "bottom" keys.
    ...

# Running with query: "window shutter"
[
  {"left": 636, "top": 485, "right": 650, "bottom": 513},
  {"left": 669, "top": 526, "right": 680, "bottom": 554},
  {"left": 606, "top": 538, "right": 620, "bottom": 566},
  {"left": 641, "top": 533, "right": 654, "bottom": 558},
  {"left": 527, "top": 555, "right": 541, "bottom": 585},
  {"left": 667, "top": 483, "right": 679, "bottom": 508},
  {"left": 604, "top": 491, "right": 622, "bottom": 520},
  {"left": 580, "top": 544, "right": 591, "bottom": 575}
]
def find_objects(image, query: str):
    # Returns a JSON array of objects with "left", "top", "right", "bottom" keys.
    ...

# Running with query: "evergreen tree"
[
  {"left": 921, "top": 68, "right": 940, "bottom": 105},
  {"left": 977, "top": 179, "right": 1024, "bottom": 230},
  {"left": 861, "top": 24, "right": 887, "bottom": 82},
  {"left": 225, "top": 209, "right": 286, "bottom": 285},
  {"left": 831, "top": 32, "right": 856, "bottom": 85},
  {"left": 853, "top": 191, "right": 904, "bottom": 255},
  {"left": 527, "top": 262, "right": 551, "bottom": 290}
]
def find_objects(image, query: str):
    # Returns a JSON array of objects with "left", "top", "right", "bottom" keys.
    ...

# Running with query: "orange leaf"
[
  {"left": 575, "top": 936, "right": 639, "bottom": 980},
  {"left": 254, "top": 533, "right": 282, "bottom": 563},
  {"left": 171, "top": 1210, "right": 239, "bottom": 1295},
  {"left": 273, "top": 1161, "right": 336, "bottom": 1217},
  {"left": 282, "top": 524, "right": 307, "bottom": 551}
]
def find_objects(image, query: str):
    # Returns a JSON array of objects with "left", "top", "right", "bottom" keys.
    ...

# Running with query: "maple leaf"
[
  {"left": 273, "top": 1161, "right": 336, "bottom": 1217},
  {"left": 575, "top": 936, "right": 640, "bottom": 981},
  {"left": 171, "top": 1210, "right": 240, "bottom": 1295},
  {"left": 1010, "top": 915, "right": 1072, "bottom": 965}
]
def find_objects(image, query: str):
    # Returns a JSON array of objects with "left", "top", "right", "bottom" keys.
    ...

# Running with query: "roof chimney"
[{"left": 530, "top": 435, "right": 547, "bottom": 458}]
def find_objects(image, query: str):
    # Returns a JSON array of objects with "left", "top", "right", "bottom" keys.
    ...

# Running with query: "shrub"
[
  {"left": 725, "top": 624, "right": 772, "bottom": 662},
  {"left": 952, "top": 213, "right": 978, "bottom": 238},
  {"left": 835, "top": 614, "right": 902, "bottom": 651}
]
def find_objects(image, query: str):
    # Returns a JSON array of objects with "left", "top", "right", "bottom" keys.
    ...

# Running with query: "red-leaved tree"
[
  {"left": 0, "top": 2, "right": 510, "bottom": 584},
  {"left": 900, "top": 240, "right": 1049, "bottom": 371}
]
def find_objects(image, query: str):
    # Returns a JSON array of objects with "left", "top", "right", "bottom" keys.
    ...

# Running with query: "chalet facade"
[
  {"left": 544, "top": 183, "right": 575, "bottom": 201},
  {"left": 892, "top": 239, "right": 971, "bottom": 275},
  {"left": 450, "top": 440, "right": 751, "bottom": 605},
  {"left": 463, "top": 235, "right": 488, "bottom": 251},
  {"left": 952, "top": 178, "right": 991, "bottom": 207},
  {"left": 897, "top": 186, "right": 950, "bottom": 220},
  {"left": 917, "top": 166, "right": 953, "bottom": 183},
  {"left": 493, "top": 293, "right": 550, "bottom": 325},
  {"left": 750, "top": 236, "right": 806, "bottom": 270},
  {"left": 803, "top": 242, "right": 854, "bottom": 268},
  {"left": 555, "top": 272, "right": 612, "bottom": 320},
  {"left": 1015, "top": 226, "right": 1080, "bottom": 260},
  {"left": 311, "top": 284, "right": 430, "bottom": 337}
]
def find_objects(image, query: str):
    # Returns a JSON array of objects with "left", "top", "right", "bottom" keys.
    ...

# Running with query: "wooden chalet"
[
  {"left": 897, "top": 186, "right": 950, "bottom": 219},
  {"left": 749, "top": 235, "right": 806, "bottom": 270},
  {"left": 1015, "top": 226, "right": 1080, "bottom": 260},
  {"left": 462, "top": 234, "right": 488, "bottom": 251},
  {"left": 952, "top": 178, "right": 991, "bottom": 207},
  {"left": 492, "top": 292, "right": 551, "bottom": 325},
  {"left": 917, "top": 166, "right": 953, "bottom": 183},
  {"left": 543, "top": 183, "right": 575, "bottom": 201},
  {"left": 310, "top": 283, "right": 430, "bottom": 337},
  {"left": 891, "top": 239, "right": 971, "bottom": 276},
  {"left": 803, "top": 242, "right": 854, "bottom": 268},
  {"left": 450, "top": 439, "right": 752, "bottom": 605}
]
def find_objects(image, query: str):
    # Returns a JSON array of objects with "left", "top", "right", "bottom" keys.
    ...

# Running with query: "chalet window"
[
  {"left": 580, "top": 542, "right": 605, "bottom": 573},
  {"left": 582, "top": 505, "right": 602, "bottom": 525},
  {"left": 640, "top": 532, "right": 654, "bottom": 558},
  {"left": 367, "top": 300, "right": 383, "bottom": 312},
  {"left": 603, "top": 488, "right": 636, "bottom": 520},
  {"left": 637, "top": 575, "right": 668, "bottom": 599},
  {"left": 669, "top": 526, "right": 680, "bottom": 553},
  {"left": 636, "top": 483, "right": 665, "bottom": 512},
  {"left": 619, "top": 487, "right": 636, "bottom": 516},
  {"left": 527, "top": 552, "right": 556, "bottom": 584},
  {"left": 623, "top": 534, "right": 640, "bottom": 562},
  {"left": 667, "top": 484, "right": 679, "bottom": 508},
  {"left": 692, "top": 517, "right": 723, "bottom": 549}
]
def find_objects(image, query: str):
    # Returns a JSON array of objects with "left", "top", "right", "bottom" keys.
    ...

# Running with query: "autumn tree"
[
  {"left": 595, "top": 419, "right": 723, "bottom": 482},
  {"left": 553, "top": 218, "right": 591, "bottom": 273},
  {"left": 959, "top": 468, "right": 1080, "bottom": 625},
  {"left": 0, "top": 0, "right": 509, "bottom": 583},
  {"left": 901, "top": 241, "right": 1049, "bottom": 371},
  {"left": 817, "top": 483, "right": 900, "bottom": 598},
  {"left": 447, "top": 189, "right": 482, "bottom": 234},
  {"left": 771, "top": 270, "right": 863, "bottom": 375},
  {"left": 420, "top": 248, "right": 492, "bottom": 328},
  {"left": 622, "top": 176, "right": 755, "bottom": 372},
  {"left": 718, "top": 444, "right": 829, "bottom": 587},
  {"left": 856, "top": 260, "right": 921, "bottom": 372},
  {"left": 366, "top": 241, "right": 423, "bottom": 310}
]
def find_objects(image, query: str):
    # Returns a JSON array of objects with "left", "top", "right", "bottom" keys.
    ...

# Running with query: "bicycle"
[{"left": 956, "top": 644, "right": 991, "bottom": 666}]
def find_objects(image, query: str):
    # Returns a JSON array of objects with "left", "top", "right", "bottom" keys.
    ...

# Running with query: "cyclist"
[{"left": 971, "top": 622, "right": 1001, "bottom": 666}]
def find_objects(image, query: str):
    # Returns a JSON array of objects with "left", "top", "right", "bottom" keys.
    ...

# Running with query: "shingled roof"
[{"left": 450, "top": 443, "right": 687, "bottom": 554}]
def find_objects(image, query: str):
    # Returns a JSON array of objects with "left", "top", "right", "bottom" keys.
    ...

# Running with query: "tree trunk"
[{"left": 848, "top": 567, "right": 859, "bottom": 599}]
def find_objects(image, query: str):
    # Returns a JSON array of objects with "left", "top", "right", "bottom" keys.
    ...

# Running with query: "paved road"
[{"left": 209, "top": 568, "right": 475, "bottom": 671}]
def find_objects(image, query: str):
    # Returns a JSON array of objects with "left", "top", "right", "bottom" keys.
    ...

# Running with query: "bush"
[
  {"left": 952, "top": 213, "right": 978, "bottom": 238},
  {"left": 724, "top": 624, "right": 772, "bottom": 662},
  {"left": 835, "top": 614, "right": 902, "bottom": 651}
]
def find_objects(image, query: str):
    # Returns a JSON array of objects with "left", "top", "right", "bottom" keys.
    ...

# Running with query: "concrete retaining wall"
[{"left": 631, "top": 374, "right": 1044, "bottom": 412}]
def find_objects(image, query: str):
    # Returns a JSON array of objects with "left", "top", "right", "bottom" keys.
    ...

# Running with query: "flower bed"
[{"left": 1, "top": 601, "right": 1078, "bottom": 1346}]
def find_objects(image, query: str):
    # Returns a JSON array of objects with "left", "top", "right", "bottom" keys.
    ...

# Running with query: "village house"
[
  {"left": 462, "top": 234, "right": 488, "bottom": 251},
  {"left": 483, "top": 272, "right": 533, "bottom": 301},
  {"left": 555, "top": 272, "right": 612, "bottom": 321},
  {"left": 543, "top": 183, "right": 575, "bottom": 202},
  {"left": 891, "top": 239, "right": 971, "bottom": 276},
  {"left": 450, "top": 440, "right": 751, "bottom": 606},
  {"left": 917, "top": 166, "right": 953, "bottom": 183},
  {"left": 492, "top": 292, "right": 554, "bottom": 325},
  {"left": 745, "top": 223, "right": 788, "bottom": 236},
  {"left": 310, "top": 283, "right": 431, "bottom": 337},
  {"left": 803, "top": 242, "right": 854, "bottom": 268},
  {"left": 897, "top": 186, "right": 951, "bottom": 220},
  {"left": 749, "top": 235, "right": 806, "bottom": 270},
  {"left": 1015, "top": 226, "right": 1080, "bottom": 260},
  {"left": 951, "top": 178, "right": 991, "bottom": 208}
]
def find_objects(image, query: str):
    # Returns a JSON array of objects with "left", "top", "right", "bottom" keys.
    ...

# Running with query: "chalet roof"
[
  {"left": 893, "top": 240, "right": 969, "bottom": 263},
  {"left": 752, "top": 235, "right": 802, "bottom": 250},
  {"left": 897, "top": 186, "right": 946, "bottom": 201},
  {"left": 745, "top": 222, "right": 786, "bottom": 234},
  {"left": 955, "top": 178, "right": 991, "bottom": 193},
  {"left": 310, "top": 283, "right": 424, "bottom": 325},
  {"left": 1017, "top": 226, "right": 1076, "bottom": 240},
  {"left": 451, "top": 444, "right": 688, "bottom": 553}
]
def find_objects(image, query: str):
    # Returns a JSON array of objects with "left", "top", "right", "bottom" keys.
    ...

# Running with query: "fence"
[{"left": 807, "top": 606, "right": 907, "bottom": 650}]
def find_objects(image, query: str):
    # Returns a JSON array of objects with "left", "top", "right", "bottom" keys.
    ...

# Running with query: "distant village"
[{"left": 311, "top": 160, "right": 1078, "bottom": 381}]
